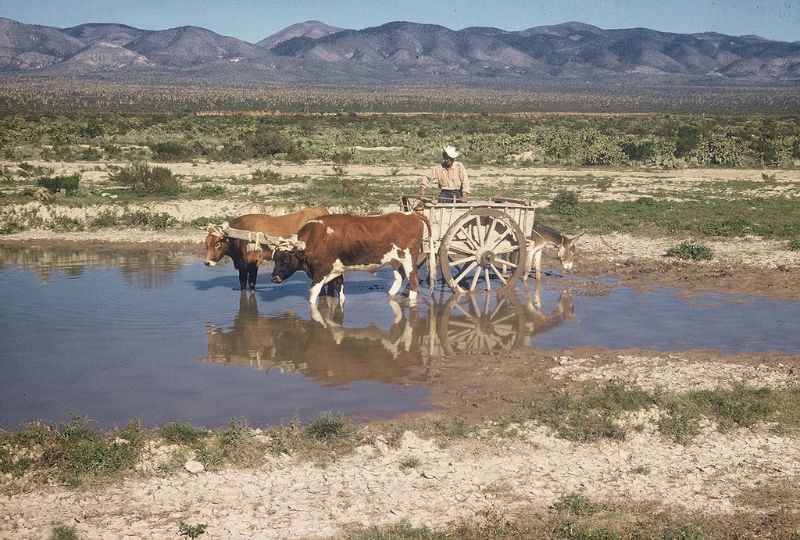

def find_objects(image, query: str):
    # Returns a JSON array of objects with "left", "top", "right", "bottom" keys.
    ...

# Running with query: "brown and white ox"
[
  {"left": 526, "top": 222, "right": 583, "bottom": 280},
  {"left": 204, "top": 207, "right": 329, "bottom": 291},
  {"left": 270, "top": 212, "right": 429, "bottom": 305}
]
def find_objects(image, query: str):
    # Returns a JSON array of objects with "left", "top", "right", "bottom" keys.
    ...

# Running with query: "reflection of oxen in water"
[
  {"left": 203, "top": 294, "right": 427, "bottom": 385},
  {"left": 203, "top": 283, "right": 576, "bottom": 383}
]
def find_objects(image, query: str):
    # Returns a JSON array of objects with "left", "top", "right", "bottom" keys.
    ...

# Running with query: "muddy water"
[{"left": 1, "top": 245, "right": 799, "bottom": 429}]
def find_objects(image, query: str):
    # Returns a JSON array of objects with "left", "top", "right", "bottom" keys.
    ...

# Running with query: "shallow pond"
[{"left": 1, "top": 245, "right": 798, "bottom": 429}]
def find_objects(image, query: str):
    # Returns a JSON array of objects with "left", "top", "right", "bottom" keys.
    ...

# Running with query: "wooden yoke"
[{"left": 220, "top": 222, "right": 306, "bottom": 251}]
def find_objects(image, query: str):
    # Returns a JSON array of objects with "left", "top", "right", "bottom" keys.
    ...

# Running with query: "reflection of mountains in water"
[
  {"left": 0, "top": 245, "right": 182, "bottom": 289},
  {"left": 201, "top": 285, "right": 575, "bottom": 385}
]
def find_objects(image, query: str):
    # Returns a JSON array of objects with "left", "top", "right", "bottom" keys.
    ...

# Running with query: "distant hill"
[
  {"left": 0, "top": 17, "right": 798, "bottom": 84},
  {"left": 257, "top": 20, "right": 344, "bottom": 49}
]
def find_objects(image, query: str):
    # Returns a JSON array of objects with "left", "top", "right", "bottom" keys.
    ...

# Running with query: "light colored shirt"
[{"left": 420, "top": 161, "right": 470, "bottom": 194}]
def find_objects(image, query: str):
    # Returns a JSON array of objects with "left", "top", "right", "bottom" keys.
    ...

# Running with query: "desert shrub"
[
  {"left": 787, "top": 239, "right": 800, "bottom": 251},
  {"left": 37, "top": 174, "right": 80, "bottom": 193},
  {"left": 194, "top": 183, "right": 226, "bottom": 197},
  {"left": 109, "top": 162, "right": 181, "bottom": 195},
  {"left": 304, "top": 412, "right": 349, "bottom": 441},
  {"left": 251, "top": 168, "right": 282, "bottom": 184},
  {"left": 150, "top": 141, "right": 193, "bottom": 161},
  {"left": 549, "top": 191, "right": 580, "bottom": 215},
  {"left": 666, "top": 241, "right": 713, "bottom": 261}
]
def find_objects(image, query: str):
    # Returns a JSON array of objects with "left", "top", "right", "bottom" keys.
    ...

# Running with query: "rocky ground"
[{"left": 1, "top": 162, "right": 799, "bottom": 538}]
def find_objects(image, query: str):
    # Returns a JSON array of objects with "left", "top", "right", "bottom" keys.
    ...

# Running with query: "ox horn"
[
  {"left": 206, "top": 223, "right": 226, "bottom": 238},
  {"left": 570, "top": 232, "right": 585, "bottom": 242},
  {"left": 275, "top": 234, "right": 306, "bottom": 251}
]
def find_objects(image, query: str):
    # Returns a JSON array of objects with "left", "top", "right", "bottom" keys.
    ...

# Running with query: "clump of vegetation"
[
  {"left": 250, "top": 168, "right": 283, "bottom": 184},
  {"left": 787, "top": 239, "right": 800, "bottom": 251},
  {"left": 178, "top": 521, "right": 207, "bottom": 538},
  {"left": 304, "top": 412, "right": 350, "bottom": 441},
  {"left": 50, "top": 524, "right": 80, "bottom": 540},
  {"left": 666, "top": 241, "right": 714, "bottom": 261},
  {"left": 0, "top": 418, "right": 143, "bottom": 486},
  {"left": 549, "top": 191, "right": 580, "bottom": 215},
  {"left": 90, "top": 209, "right": 177, "bottom": 230},
  {"left": 521, "top": 383, "right": 655, "bottom": 442},
  {"left": 193, "top": 183, "right": 226, "bottom": 198},
  {"left": 150, "top": 141, "right": 193, "bottom": 161},
  {"left": 159, "top": 423, "right": 210, "bottom": 445},
  {"left": 399, "top": 456, "right": 421, "bottom": 471},
  {"left": 552, "top": 493, "right": 599, "bottom": 516},
  {"left": 37, "top": 174, "right": 80, "bottom": 194},
  {"left": 109, "top": 162, "right": 182, "bottom": 195}
]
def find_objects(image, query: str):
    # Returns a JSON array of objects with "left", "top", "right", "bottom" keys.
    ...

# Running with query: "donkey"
[{"left": 526, "top": 223, "right": 583, "bottom": 280}]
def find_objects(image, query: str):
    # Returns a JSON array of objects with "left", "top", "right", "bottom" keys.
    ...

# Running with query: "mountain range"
[{"left": 1, "top": 17, "right": 798, "bottom": 84}]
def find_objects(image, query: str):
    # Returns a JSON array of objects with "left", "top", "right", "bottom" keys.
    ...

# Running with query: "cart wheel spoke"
[
  {"left": 493, "top": 257, "right": 518, "bottom": 268},
  {"left": 490, "top": 264, "right": 508, "bottom": 285},
  {"left": 449, "top": 255, "right": 476, "bottom": 267},
  {"left": 469, "top": 264, "right": 482, "bottom": 291},
  {"left": 454, "top": 261, "right": 478, "bottom": 285}
]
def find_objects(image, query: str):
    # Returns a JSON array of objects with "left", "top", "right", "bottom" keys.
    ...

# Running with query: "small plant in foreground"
[
  {"left": 304, "top": 412, "right": 348, "bottom": 441},
  {"left": 399, "top": 456, "right": 421, "bottom": 471},
  {"left": 178, "top": 521, "right": 207, "bottom": 538},
  {"left": 666, "top": 241, "right": 713, "bottom": 261},
  {"left": 788, "top": 239, "right": 800, "bottom": 251},
  {"left": 50, "top": 524, "right": 80, "bottom": 540},
  {"left": 160, "top": 423, "right": 210, "bottom": 445},
  {"left": 552, "top": 493, "right": 599, "bottom": 516}
]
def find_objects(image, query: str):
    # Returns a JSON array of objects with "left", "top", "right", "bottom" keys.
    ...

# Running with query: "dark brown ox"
[
  {"left": 270, "top": 212, "right": 429, "bottom": 305},
  {"left": 204, "top": 207, "right": 329, "bottom": 291}
]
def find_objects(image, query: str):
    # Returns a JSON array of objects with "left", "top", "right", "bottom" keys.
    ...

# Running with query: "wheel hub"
[{"left": 478, "top": 249, "right": 495, "bottom": 267}]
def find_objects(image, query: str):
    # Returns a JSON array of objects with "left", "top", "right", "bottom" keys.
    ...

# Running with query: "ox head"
[
  {"left": 204, "top": 224, "right": 230, "bottom": 266},
  {"left": 270, "top": 237, "right": 306, "bottom": 284},
  {"left": 557, "top": 233, "right": 583, "bottom": 272}
]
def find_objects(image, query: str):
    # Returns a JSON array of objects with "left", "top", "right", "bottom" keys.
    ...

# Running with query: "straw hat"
[{"left": 442, "top": 145, "right": 459, "bottom": 158}]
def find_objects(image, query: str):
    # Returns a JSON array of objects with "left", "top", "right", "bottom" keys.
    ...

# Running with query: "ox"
[
  {"left": 270, "top": 212, "right": 429, "bottom": 305},
  {"left": 526, "top": 222, "right": 583, "bottom": 280},
  {"left": 204, "top": 207, "right": 329, "bottom": 291}
]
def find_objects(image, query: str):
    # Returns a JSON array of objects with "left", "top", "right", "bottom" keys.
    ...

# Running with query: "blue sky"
[{"left": 1, "top": 0, "right": 798, "bottom": 43}]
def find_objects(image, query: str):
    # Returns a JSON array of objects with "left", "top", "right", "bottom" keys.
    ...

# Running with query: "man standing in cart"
[{"left": 419, "top": 145, "right": 470, "bottom": 203}]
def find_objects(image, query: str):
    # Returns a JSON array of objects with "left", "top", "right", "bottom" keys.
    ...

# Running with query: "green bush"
[
  {"left": 37, "top": 174, "right": 80, "bottom": 193},
  {"left": 666, "top": 241, "right": 713, "bottom": 261},
  {"left": 788, "top": 239, "right": 800, "bottom": 251},
  {"left": 304, "top": 412, "right": 348, "bottom": 441},
  {"left": 251, "top": 168, "right": 282, "bottom": 184},
  {"left": 150, "top": 141, "right": 193, "bottom": 161},
  {"left": 109, "top": 162, "right": 182, "bottom": 195},
  {"left": 549, "top": 191, "right": 580, "bottom": 215}
]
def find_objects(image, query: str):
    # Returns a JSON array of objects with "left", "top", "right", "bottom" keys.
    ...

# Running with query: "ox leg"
[
  {"left": 309, "top": 273, "right": 342, "bottom": 305},
  {"left": 237, "top": 267, "right": 248, "bottom": 291},
  {"left": 402, "top": 256, "right": 419, "bottom": 304},
  {"left": 388, "top": 262, "right": 404, "bottom": 297},
  {"left": 248, "top": 264, "right": 258, "bottom": 291}
]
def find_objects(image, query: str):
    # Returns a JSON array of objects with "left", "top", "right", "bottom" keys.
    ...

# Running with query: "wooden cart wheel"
[
  {"left": 437, "top": 291, "right": 527, "bottom": 355},
  {"left": 437, "top": 208, "right": 527, "bottom": 293}
]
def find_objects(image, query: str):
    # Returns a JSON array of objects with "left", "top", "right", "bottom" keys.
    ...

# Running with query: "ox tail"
[{"left": 411, "top": 212, "right": 436, "bottom": 290}]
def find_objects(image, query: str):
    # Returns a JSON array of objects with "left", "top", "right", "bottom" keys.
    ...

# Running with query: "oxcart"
[
  {"left": 402, "top": 195, "right": 536, "bottom": 294},
  {"left": 216, "top": 196, "right": 536, "bottom": 295}
]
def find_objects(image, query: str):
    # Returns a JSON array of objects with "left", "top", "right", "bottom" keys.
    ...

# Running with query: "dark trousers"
[{"left": 438, "top": 189, "right": 463, "bottom": 202}]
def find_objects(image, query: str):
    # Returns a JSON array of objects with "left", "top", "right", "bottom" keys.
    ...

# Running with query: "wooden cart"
[{"left": 402, "top": 196, "right": 535, "bottom": 294}]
